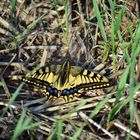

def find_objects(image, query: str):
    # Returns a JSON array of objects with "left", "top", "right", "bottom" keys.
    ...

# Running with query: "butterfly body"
[{"left": 23, "top": 61, "right": 114, "bottom": 101}]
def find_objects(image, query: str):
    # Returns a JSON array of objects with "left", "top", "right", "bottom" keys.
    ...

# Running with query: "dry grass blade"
[
  {"left": 114, "top": 120, "right": 140, "bottom": 139},
  {"left": 79, "top": 111, "right": 116, "bottom": 139},
  {"left": 0, "top": 0, "right": 140, "bottom": 139}
]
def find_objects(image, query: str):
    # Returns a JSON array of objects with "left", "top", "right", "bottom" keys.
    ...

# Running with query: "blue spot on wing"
[
  {"left": 47, "top": 86, "right": 58, "bottom": 96},
  {"left": 61, "top": 87, "right": 78, "bottom": 96}
]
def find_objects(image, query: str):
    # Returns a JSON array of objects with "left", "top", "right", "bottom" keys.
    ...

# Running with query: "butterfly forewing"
[
  {"left": 23, "top": 77, "right": 50, "bottom": 88},
  {"left": 27, "top": 65, "right": 62, "bottom": 84}
]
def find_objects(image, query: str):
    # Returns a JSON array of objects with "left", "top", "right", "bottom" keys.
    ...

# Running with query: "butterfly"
[{"left": 23, "top": 61, "right": 115, "bottom": 101}]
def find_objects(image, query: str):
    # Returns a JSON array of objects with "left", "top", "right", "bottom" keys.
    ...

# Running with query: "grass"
[
  {"left": 11, "top": 109, "right": 43, "bottom": 140},
  {"left": 0, "top": 0, "right": 140, "bottom": 139}
]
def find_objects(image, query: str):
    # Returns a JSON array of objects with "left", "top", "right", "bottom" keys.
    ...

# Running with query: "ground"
[{"left": 0, "top": 0, "right": 140, "bottom": 139}]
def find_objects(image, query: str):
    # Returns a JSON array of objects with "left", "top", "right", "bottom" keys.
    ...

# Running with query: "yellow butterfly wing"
[
  {"left": 59, "top": 65, "right": 112, "bottom": 100},
  {"left": 23, "top": 61, "right": 114, "bottom": 101},
  {"left": 23, "top": 64, "right": 61, "bottom": 86},
  {"left": 69, "top": 66, "right": 111, "bottom": 90}
]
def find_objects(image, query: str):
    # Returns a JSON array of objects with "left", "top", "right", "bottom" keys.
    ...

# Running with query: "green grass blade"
[
  {"left": 11, "top": 109, "right": 43, "bottom": 140},
  {"left": 114, "top": 2, "right": 127, "bottom": 34},
  {"left": 12, "top": 110, "right": 27, "bottom": 140},
  {"left": 2, "top": 83, "right": 24, "bottom": 116},
  {"left": 11, "top": 0, "right": 16, "bottom": 16},
  {"left": 128, "top": 21, "right": 140, "bottom": 135},
  {"left": 92, "top": 0, "right": 107, "bottom": 42},
  {"left": 131, "top": 21, "right": 140, "bottom": 59},
  {"left": 72, "top": 126, "right": 84, "bottom": 140},
  {"left": 12, "top": 12, "right": 49, "bottom": 47},
  {"left": 116, "top": 65, "right": 130, "bottom": 102},
  {"left": 107, "top": 97, "right": 129, "bottom": 122},
  {"left": 89, "top": 92, "right": 114, "bottom": 118},
  {"left": 92, "top": 0, "right": 110, "bottom": 60},
  {"left": 56, "top": 119, "right": 63, "bottom": 140},
  {"left": 72, "top": 93, "right": 113, "bottom": 139},
  {"left": 47, "top": 128, "right": 56, "bottom": 140},
  {"left": 65, "top": 0, "right": 69, "bottom": 39}
]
